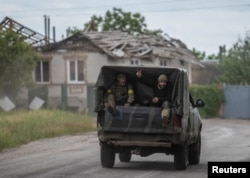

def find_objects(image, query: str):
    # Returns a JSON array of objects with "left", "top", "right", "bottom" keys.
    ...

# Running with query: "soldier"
[
  {"left": 104, "top": 73, "right": 135, "bottom": 115},
  {"left": 136, "top": 69, "right": 171, "bottom": 126}
]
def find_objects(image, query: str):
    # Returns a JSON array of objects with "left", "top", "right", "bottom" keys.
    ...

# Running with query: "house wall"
[
  {"left": 138, "top": 58, "right": 190, "bottom": 82},
  {"left": 48, "top": 85, "right": 62, "bottom": 108},
  {"left": 86, "top": 52, "right": 109, "bottom": 84},
  {"left": 50, "top": 52, "right": 88, "bottom": 111},
  {"left": 16, "top": 50, "right": 193, "bottom": 112},
  {"left": 86, "top": 53, "right": 192, "bottom": 84},
  {"left": 51, "top": 54, "right": 65, "bottom": 83},
  {"left": 42, "top": 51, "right": 110, "bottom": 112},
  {"left": 192, "top": 61, "right": 220, "bottom": 85},
  {"left": 169, "top": 58, "right": 191, "bottom": 82},
  {"left": 16, "top": 87, "right": 29, "bottom": 108}
]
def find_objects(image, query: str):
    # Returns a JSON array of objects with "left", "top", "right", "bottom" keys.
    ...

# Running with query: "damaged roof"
[
  {"left": 0, "top": 16, "right": 199, "bottom": 66},
  {"left": 0, "top": 16, "right": 53, "bottom": 47},
  {"left": 43, "top": 31, "right": 200, "bottom": 65}
]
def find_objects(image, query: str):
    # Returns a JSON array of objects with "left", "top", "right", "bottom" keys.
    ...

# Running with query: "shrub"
[{"left": 190, "top": 85, "right": 224, "bottom": 118}]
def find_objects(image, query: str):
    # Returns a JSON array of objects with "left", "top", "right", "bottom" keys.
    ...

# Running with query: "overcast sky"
[{"left": 0, "top": 0, "right": 249, "bottom": 55}]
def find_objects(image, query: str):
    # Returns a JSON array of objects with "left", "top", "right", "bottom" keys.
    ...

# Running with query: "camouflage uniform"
[{"left": 105, "top": 74, "right": 134, "bottom": 109}]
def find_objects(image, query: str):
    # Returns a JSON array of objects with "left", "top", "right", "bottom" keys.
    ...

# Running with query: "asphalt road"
[{"left": 0, "top": 119, "right": 249, "bottom": 178}]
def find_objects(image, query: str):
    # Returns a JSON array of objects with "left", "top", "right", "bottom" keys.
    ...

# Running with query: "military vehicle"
[{"left": 94, "top": 66, "right": 205, "bottom": 170}]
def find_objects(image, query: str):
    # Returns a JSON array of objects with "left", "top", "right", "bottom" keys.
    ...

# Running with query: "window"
[
  {"left": 180, "top": 59, "right": 185, "bottom": 66},
  {"left": 35, "top": 61, "right": 49, "bottom": 83},
  {"left": 131, "top": 59, "right": 141, "bottom": 65},
  {"left": 67, "top": 60, "right": 84, "bottom": 83},
  {"left": 160, "top": 59, "right": 168, "bottom": 66}
]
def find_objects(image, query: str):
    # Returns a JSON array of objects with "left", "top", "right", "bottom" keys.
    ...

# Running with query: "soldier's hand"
[
  {"left": 152, "top": 97, "right": 159, "bottom": 103},
  {"left": 124, "top": 103, "right": 130, "bottom": 107},
  {"left": 136, "top": 70, "right": 142, "bottom": 78}
]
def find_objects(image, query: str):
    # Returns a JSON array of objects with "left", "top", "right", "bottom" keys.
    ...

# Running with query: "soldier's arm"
[
  {"left": 127, "top": 84, "right": 135, "bottom": 104},
  {"left": 104, "top": 84, "right": 115, "bottom": 103}
]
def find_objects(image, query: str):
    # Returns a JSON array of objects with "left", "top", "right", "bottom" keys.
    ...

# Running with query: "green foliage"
[
  {"left": 66, "top": 26, "right": 82, "bottom": 37},
  {"left": 84, "top": 7, "right": 162, "bottom": 35},
  {"left": 190, "top": 85, "right": 224, "bottom": 118},
  {"left": 0, "top": 109, "right": 96, "bottom": 151},
  {"left": 191, "top": 48, "right": 220, "bottom": 60},
  {"left": 191, "top": 48, "right": 206, "bottom": 60},
  {"left": 218, "top": 31, "right": 250, "bottom": 84},
  {"left": 207, "top": 54, "right": 218, "bottom": 60},
  {"left": 0, "top": 29, "right": 38, "bottom": 98}
]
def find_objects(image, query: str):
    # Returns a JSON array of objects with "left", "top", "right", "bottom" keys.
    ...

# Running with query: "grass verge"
[{"left": 0, "top": 109, "right": 96, "bottom": 151}]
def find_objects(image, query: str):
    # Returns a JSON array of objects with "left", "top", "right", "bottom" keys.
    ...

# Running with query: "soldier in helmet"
[
  {"left": 104, "top": 73, "right": 135, "bottom": 115},
  {"left": 136, "top": 69, "right": 171, "bottom": 126}
]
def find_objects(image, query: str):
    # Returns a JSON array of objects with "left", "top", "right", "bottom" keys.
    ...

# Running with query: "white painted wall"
[
  {"left": 85, "top": 52, "right": 109, "bottom": 84},
  {"left": 51, "top": 54, "right": 65, "bottom": 84}
]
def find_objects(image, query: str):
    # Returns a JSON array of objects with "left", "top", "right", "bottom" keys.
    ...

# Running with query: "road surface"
[{"left": 0, "top": 118, "right": 249, "bottom": 178}]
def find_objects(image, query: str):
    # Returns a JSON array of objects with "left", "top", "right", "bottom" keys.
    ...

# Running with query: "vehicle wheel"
[
  {"left": 100, "top": 143, "right": 115, "bottom": 168},
  {"left": 119, "top": 151, "right": 132, "bottom": 162},
  {"left": 174, "top": 144, "right": 188, "bottom": 170},
  {"left": 188, "top": 134, "right": 201, "bottom": 165}
]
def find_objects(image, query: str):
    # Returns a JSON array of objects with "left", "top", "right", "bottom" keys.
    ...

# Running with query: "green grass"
[{"left": 0, "top": 109, "right": 96, "bottom": 151}]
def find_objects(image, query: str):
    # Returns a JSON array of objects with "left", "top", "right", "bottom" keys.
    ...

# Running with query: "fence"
[{"left": 223, "top": 85, "right": 250, "bottom": 119}]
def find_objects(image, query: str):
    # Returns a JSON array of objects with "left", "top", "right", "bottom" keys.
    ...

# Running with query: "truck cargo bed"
[{"left": 101, "top": 106, "right": 173, "bottom": 133}]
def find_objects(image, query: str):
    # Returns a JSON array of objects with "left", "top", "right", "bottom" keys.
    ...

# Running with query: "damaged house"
[{"left": 0, "top": 16, "right": 200, "bottom": 113}]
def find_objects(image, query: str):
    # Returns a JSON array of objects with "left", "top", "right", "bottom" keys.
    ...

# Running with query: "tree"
[
  {"left": 83, "top": 7, "right": 162, "bottom": 35},
  {"left": 218, "top": 31, "right": 250, "bottom": 84},
  {"left": 191, "top": 48, "right": 206, "bottom": 61},
  {"left": 0, "top": 29, "right": 38, "bottom": 99},
  {"left": 191, "top": 48, "right": 221, "bottom": 60},
  {"left": 65, "top": 26, "right": 81, "bottom": 37}
]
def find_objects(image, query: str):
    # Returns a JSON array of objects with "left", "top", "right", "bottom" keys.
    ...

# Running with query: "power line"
[
  {"left": 143, "top": 3, "right": 250, "bottom": 13},
  {"left": 0, "top": 1, "right": 249, "bottom": 20},
  {"left": 0, "top": 0, "right": 191, "bottom": 13},
  {"left": 0, "top": 0, "right": 249, "bottom": 14}
]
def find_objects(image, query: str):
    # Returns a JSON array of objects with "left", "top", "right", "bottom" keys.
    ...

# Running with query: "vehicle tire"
[
  {"left": 174, "top": 144, "right": 188, "bottom": 170},
  {"left": 188, "top": 134, "right": 201, "bottom": 165},
  {"left": 119, "top": 151, "right": 132, "bottom": 162},
  {"left": 100, "top": 143, "right": 115, "bottom": 168}
]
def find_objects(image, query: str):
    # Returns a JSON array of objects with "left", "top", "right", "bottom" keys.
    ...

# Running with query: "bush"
[{"left": 190, "top": 85, "right": 223, "bottom": 118}]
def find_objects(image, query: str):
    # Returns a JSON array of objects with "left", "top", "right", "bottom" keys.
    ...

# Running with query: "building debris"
[
  {"left": 0, "top": 97, "right": 15, "bottom": 112},
  {"left": 0, "top": 16, "right": 53, "bottom": 47},
  {"left": 29, "top": 97, "right": 45, "bottom": 110},
  {"left": 43, "top": 31, "right": 201, "bottom": 66}
]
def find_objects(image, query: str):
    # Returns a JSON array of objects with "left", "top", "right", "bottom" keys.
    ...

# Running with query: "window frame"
[
  {"left": 66, "top": 59, "right": 85, "bottom": 84},
  {"left": 131, "top": 59, "right": 141, "bottom": 65},
  {"left": 34, "top": 60, "right": 50, "bottom": 83},
  {"left": 179, "top": 59, "right": 186, "bottom": 66},
  {"left": 160, "top": 59, "right": 169, "bottom": 66}
]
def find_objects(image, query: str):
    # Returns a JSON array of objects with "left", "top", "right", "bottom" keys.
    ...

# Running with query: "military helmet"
[
  {"left": 117, "top": 73, "right": 126, "bottom": 79},
  {"left": 158, "top": 74, "right": 168, "bottom": 82}
]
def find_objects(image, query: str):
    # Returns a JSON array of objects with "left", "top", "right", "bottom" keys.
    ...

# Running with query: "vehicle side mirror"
[{"left": 195, "top": 99, "right": 205, "bottom": 108}]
